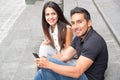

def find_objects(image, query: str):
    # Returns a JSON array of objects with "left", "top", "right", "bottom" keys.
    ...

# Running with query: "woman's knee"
[
  {"left": 48, "top": 58, "right": 67, "bottom": 65},
  {"left": 39, "top": 44, "right": 56, "bottom": 57}
]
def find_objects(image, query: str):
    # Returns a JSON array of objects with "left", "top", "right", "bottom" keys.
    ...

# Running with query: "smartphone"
[{"left": 33, "top": 53, "right": 39, "bottom": 58}]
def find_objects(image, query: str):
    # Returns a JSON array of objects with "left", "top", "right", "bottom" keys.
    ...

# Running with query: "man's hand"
[{"left": 34, "top": 57, "right": 51, "bottom": 69}]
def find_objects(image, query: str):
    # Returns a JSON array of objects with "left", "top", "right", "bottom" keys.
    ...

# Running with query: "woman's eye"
[
  {"left": 52, "top": 13, "right": 56, "bottom": 15},
  {"left": 45, "top": 13, "right": 49, "bottom": 16}
]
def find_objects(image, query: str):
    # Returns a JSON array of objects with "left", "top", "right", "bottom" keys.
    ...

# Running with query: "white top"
[
  {"left": 49, "top": 25, "right": 72, "bottom": 52},
  {"left": 49, "top": 25, "right": 60, "bottom": 52}
]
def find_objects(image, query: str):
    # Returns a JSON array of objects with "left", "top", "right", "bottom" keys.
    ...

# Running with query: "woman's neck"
[{"left": 51, "top": 25, "right": 56, "bottom": 33}]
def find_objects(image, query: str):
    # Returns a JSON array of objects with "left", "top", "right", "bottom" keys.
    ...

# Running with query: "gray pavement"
[
  {"left": 0, "top": 0, "right": 26, "bottom": 43},
  {"left": 0, "top": 0, "right": 120, "bottom": 80},
  {"left": 0, "top": 1, "right": 44, "bottom": 80},
  {"left": 93, "top": 0, "right": 120, "bottom": 47}
]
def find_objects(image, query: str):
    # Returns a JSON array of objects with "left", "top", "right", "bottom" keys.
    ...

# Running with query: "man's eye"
[
  {"left": 71, "top": 22, "right": 74, "bottom": 25},
  {"left": 77, "top": 20, "right": 82, "bottom": 23}
]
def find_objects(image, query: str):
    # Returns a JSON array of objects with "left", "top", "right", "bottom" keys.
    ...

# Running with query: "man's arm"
[
  {"left": 48, "top": 55, "right": 93, "bottom": 78},
  {"left": 36, "top": 54, "right": 93, "bottom": 78}
]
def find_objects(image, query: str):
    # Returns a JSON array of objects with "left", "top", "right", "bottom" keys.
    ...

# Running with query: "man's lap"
[{"left": 34, "top": 58, "right": 88, "bottom": 80}]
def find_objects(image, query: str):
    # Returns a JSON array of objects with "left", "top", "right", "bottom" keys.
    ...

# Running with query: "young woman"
[{"left": 38, "top": 1, "right": 73, "bottom": 58}]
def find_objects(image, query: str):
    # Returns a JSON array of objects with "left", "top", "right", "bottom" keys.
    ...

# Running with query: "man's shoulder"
[
  {"left": 85, "top": 29, "right": 107, "bottom": 49},
  {"left": 89, "top": 29, "right": 105, "bottom": 42}
]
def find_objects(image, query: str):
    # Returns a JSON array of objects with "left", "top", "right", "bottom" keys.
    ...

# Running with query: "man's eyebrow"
[{"left": 71, "top": 21, "right": 74, "bottom": 23}]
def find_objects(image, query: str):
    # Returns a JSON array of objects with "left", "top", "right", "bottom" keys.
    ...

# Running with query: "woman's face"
[{"left": 45, "top": 7, "right": 58, "bottom": 27}]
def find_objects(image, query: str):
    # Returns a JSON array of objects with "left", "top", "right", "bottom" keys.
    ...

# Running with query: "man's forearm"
[
  {"left": 49, "top": 62, "right": 81, "bottom": 78},
  {"left": 52, "top": 53, "right": 68, "bottom": 62}
]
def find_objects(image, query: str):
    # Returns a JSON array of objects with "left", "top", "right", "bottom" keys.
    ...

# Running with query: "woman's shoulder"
[
  {"left": 66, "top": 25, "right": 72, "bottom": 29},
  {"left": 66, "top": 25, "right": 73, "bottom": 35}
]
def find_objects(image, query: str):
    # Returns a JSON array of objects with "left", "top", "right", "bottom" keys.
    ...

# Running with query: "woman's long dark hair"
[{"left": 42, "top": 1, "right": 71, "bottom": 51}]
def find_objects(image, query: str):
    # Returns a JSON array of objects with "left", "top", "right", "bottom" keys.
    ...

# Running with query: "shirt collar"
[{"left": 80, "top": 27, "right": 94, "bottom": 44}]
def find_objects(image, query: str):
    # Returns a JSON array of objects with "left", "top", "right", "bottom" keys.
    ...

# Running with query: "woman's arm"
[
  {"left": 64, "top": 25, "right": 73, "bottom": 49},
  {"left": 42, "top": 38, "right": 51, "bottom": 45},
  {"left": 53, "top": 46, "right": 76, "bottom": 62}
]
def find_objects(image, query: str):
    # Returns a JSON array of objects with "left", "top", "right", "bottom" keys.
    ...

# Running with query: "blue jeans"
[{"left": 34, "top": 58, "right": 88, "bottom": 80}]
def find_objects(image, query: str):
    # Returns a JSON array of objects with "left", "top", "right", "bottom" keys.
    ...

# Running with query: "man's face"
[{"left": 71, "top": 13, "right": 91, "bottom": 38}]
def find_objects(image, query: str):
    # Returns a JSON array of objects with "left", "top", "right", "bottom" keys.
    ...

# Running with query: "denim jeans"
[{"left": 34, "top": 58, "right": 88, "bottom": 80}]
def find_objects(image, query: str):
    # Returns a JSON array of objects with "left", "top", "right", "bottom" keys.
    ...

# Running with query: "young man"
[{"left": 34, "top": 7, "right": 108, "bottom": 80}]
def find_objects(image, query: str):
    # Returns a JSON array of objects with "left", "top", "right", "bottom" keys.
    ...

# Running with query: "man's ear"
[{"left": 88, "top": 20, "right": 92, "bottom": 28}]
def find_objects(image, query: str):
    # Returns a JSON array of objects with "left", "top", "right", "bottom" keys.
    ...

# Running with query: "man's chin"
[{"left": 75, "top": 34, "right": 81, "bottom": 37}]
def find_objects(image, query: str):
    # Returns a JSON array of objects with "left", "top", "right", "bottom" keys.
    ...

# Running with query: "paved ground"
[
  {"left": 93, "top": 0, "right": 120, "bottom": 46},
  {"left": 0, "top": 1, "right": 43, "bottom": 80},
  {"left": 0, "top": 0, "right": 120, "bottom": 80},
  {"left": 0, "top": 0, "right": 26, "bottom": 44}
]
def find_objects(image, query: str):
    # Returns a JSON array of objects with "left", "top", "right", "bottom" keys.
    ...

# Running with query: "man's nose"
[{"left": 74, "top": 23, "right": 78, "bottom": 28}]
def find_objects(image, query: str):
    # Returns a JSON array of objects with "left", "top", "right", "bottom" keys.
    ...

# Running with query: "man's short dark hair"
[{"left": 70, "top": 7, "right": 91, "bottom": 22}]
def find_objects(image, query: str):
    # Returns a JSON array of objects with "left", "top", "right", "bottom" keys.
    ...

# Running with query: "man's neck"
[{"left": 81, "top": 28, "right": 91, "bottom": 40}]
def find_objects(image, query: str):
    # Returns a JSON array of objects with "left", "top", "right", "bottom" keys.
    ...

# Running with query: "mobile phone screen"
[{"left": 33, "top": 53, "right": 39, "bottom": 58}]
